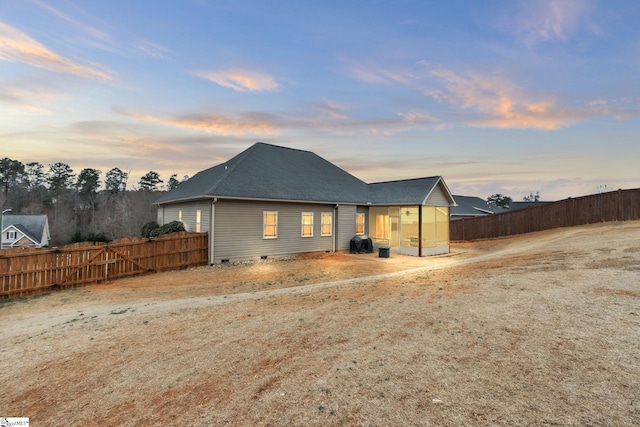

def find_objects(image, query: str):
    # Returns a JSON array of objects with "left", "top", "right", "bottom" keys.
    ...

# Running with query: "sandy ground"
[{"left": 1, "top": 221, "right": 639, "bottom": 426}]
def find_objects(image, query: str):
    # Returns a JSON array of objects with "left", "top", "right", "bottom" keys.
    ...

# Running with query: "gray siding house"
[{"left": 155, "top": 143, "right": 456, "bottom": 264}]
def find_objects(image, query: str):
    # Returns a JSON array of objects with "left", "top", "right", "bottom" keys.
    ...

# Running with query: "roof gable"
[
  {"left": 2, "top": 215, "right": 48, "bottom": 242},
  {"left": 367, "top": 177, "right": 456, "bottom": 206},
  {"left": 4, "top": 224, "right": 39, "bottom": 245}
]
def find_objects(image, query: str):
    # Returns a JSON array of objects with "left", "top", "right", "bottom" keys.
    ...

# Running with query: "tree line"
[{"left": 0, "top": 157, "right": 186, "bottom": 246}]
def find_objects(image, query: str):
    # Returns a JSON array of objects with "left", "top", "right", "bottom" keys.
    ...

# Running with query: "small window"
[
  {"left": 7, "top": 231, "right": 17, "bottom": 240},
  {"left": 321, "top": 212, "right": 332, "bottom": 236},
  {"left": 301, "top": 212, "right": 314, "bottom": 237},
  {"left": 263, "top": 211, "right": 278, "bottom": 239},
  {"left": 356, "top": 213, "right": 365, "bottom": 235},
  {"left": 196, "top": 210, "right": 201, "bottom": 232},
  {"left": 178, "top": 210, "right": 183, "bottom": 222}
]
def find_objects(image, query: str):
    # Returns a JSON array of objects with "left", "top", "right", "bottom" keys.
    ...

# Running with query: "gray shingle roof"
[
  {"left": 155, "top": 143, "right": 454, "bottom": 206},
  {"left": 368, "top": 177, "right": 442, "bottom": 205},
  {"left": 156, "top": 143, "right": 369, "bottom": 204},
  {"left": 2, "top": 214, "right": 48, "bottom": 243},
  {"left": 450, "top": 195, "right": 509, "bottom": 217}
]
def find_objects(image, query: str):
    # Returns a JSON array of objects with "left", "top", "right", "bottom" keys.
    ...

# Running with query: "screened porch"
[{"left": 368, "top": 206, "right": 449, "bottom": 256}]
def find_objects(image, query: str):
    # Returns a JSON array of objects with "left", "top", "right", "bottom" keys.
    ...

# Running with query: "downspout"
[
  {"left": 210, "top": 197, "right": 217, "bottom": 265},
  {"left": 418, "top": 205, "right": 423, "bottom": 257},
  {"left": 333, "top": 204, "right": 338, "bottom": 252}
]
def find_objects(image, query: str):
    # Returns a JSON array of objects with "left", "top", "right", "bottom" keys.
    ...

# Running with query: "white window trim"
[
  {"left": 7, "top": 231, "right": 17, "bottom": 240},
  {"left": 263, "top": 211, "right": 278, "bottom": 239},
  {"left": 301, "top": 212, "right": 314, "bottom": 237},
  {"left": 321, "top": 212, "right": 332, "bottom": 237}
]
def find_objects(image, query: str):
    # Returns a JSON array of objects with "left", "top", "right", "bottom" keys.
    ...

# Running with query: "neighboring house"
[
  {"left": 1, "top": 214, "right": 51, "bottom": 248},
  {"left": 155, "top": 143, "right": 456, "bottom": 264},
  {"left": 450, "top": 195, "right": 509, "bottom": 220}
]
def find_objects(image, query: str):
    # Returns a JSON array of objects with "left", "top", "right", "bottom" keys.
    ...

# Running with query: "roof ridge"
[
  {"left": 204, "top": 143, "right": 261, "bottom": 195},
  {"left": 254, "top": 142, "right": 313, "bottom": 154},
  {"left": 368, "top": 176, "right": 440, "bottom": 185}
]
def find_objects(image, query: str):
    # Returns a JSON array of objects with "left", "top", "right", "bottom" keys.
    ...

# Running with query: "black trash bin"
[{"left": 379, "top": 246, "right": 390, "bottom": 258}]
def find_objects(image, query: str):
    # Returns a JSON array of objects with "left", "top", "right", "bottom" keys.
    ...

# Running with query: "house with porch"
[{"left": 154, "top": 143, "right": 456, "bottom": 264}]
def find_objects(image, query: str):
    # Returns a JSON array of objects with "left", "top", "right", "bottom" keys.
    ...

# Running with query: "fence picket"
[
  {"left": 0, "top": 232, "right": 208, "bottom": 299},
  {"left": 451, "top": 188, "right": 640, "bottom": 241}
]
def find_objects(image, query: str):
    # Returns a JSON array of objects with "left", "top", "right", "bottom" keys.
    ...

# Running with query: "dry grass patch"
[{"left": 1, "top": 221, "right": 640, "bottom": 426}]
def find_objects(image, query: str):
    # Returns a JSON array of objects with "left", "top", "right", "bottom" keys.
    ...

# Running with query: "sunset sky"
[{"left": 1, "top": 0, "right": 639, "bottom": 201}]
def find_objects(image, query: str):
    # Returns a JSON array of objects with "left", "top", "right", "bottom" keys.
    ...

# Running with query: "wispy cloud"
[
  {"left": 34, "top": 0, "right": 172, "bottom": 60},
  {"left": 194, "top": 68, "right": 279, "bottom": 92},
  {"left": 32, "top": 0, "right": 114, "bottom": 48},
  {"left": 398, "top": 111, "right": 440, "bottom": 126},
  {"left": 343, "top": 58, "right": 415, "bottom": 85},
  {"left": 0, "top": 21, "right": 113, "bottom": 80},
  {"left": 424, "top": 68, "right": 567, "bottom": 130},
  {"left": 316, "top": 100, "right": 349, "bottom": 120},
  {"left": 509, "top": 0, "right": 599, "bottom": 45},
  {"left": 116, "top": 108, "right": 280, "bottom": 136},
  {"left": 424, "top": 66, "right": 601, "bottom": 130},
  {"left": 347, "top": 56, "right": 618, "bottom": 130},
  {"left": 0, "top": 82, "right": 62, "bottom": 114},
  {"left": 135, "top": 39, "right": 173, "bottom": 60}
]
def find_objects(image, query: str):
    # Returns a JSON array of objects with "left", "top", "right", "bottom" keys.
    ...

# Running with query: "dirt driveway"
[{"left": 1, "top": 221, "right": 639, "bottom": 426}]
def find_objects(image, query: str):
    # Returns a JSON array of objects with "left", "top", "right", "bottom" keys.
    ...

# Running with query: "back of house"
[{"left": 155, "top": 143, "right": 456, "bottom": 264}]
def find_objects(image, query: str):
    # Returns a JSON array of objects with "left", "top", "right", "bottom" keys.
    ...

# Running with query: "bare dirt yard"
[{"left": 1, "top": 221, "right": 639, "bottom": 426}]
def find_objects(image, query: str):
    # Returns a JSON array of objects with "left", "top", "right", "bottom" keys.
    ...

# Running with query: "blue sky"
[{"left": 1, "top": 0, "right": 638, "bottom": 200}]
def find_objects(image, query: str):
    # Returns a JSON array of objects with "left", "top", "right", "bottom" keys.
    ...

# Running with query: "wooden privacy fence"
[
  {"left": 0, "top": 232, "right": 208, "bottom": 299},
  {"left": 451, "top": 188, "right": 640, "bottom": 241}
]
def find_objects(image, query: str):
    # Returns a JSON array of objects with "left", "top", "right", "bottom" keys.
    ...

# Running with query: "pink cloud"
[
  {"left": 119, "top": 108, "right": 280, "bottom": 136},
  {"left": 194, "top": 68, "right": 279, "bottom": 92},
  {"left": 425, "top": 67, "right": 579, "bottom": 130},
  {"left": 0, "top": 21, "right": 112, "bottom": 80}
]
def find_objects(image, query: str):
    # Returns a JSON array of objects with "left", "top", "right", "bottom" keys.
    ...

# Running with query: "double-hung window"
[
  {"left": 301, "top": 212, "right": 314, "bottom": 237},
  {"left": 263, "top": 211, "right": 278, "bottom": 239},
  {"left": 7, "top": 231, "right": 16, "bottom": 240},
  {"left": 321, "top": 212, "right": 332, "bottom": 236}
]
